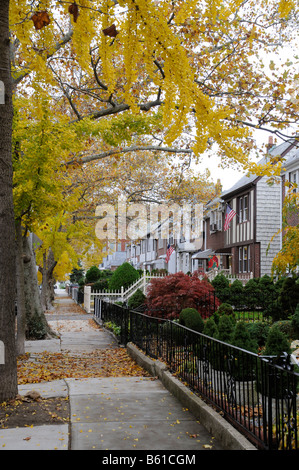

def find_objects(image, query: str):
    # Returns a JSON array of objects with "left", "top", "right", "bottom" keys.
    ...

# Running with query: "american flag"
[
  {"left": 224, "top": 204, "right": 236, "bottom": 231},
  {"left": 165, "top": 244, "right": 174, "bottom": 263}
]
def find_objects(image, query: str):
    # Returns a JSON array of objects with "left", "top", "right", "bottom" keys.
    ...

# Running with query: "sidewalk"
[{"left": 0, "top": 291, "right": 254, "bottom": 451}]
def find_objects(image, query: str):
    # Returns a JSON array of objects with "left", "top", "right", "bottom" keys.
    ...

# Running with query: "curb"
[{"left": 127, "top": 342, "right": 257, "bottom": 451}]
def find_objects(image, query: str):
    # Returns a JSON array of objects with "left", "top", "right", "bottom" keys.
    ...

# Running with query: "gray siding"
[{"left": 256, "top": 178, "right": 281, "bottom": 276}]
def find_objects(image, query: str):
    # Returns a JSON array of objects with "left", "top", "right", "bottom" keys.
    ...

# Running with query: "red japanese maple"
[{"left": 145, "top": 272, "right": 220, "bottom": 320}]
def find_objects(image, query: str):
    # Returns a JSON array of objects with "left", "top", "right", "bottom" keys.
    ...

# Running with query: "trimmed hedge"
[{"left": 179, "top": 308, "right": 204, "bottom": 333}]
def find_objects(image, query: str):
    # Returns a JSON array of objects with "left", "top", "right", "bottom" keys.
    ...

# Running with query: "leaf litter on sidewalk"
[
  {"left": 17, "top": 347, "right": 150, "bottom": 384},
  {"left": 1, "top": 317, "right": 149, "bottom": 432}
]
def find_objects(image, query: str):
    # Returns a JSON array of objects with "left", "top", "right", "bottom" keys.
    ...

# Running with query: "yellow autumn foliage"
[{"left": 10, "top": 0, "right": 297, "bottom": 170}]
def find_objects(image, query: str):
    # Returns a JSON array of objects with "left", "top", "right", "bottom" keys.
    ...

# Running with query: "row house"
[
  {"left": 101, "top": 139, "right": 298, "bottom": 278},
  {"left": 124, "top": 213, "right": 202, "bottom": 274},
  {"left": 99, "top": 240, "right": 127, "bottom": 271},
  {"left": 125, "top": 235, "right": 168, "bottom": 272},
  {"left": 192, "top": 138, "right": 298, "bottom": 278},
  {"left": 125, "top": 235, "right": 201, "bottom": 274}
]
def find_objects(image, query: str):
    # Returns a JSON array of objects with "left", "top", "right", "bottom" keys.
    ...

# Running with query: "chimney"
[{"left": 266, "top": 136, "right": 274, "bottom": 152}]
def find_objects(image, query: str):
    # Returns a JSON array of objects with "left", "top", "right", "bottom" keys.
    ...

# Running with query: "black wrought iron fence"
[
  {"left": 95, "top": 299, "right": 299, "bottom": 451},
  {"left": 197, "top": 290, "right": 279, "bottom": 322}
]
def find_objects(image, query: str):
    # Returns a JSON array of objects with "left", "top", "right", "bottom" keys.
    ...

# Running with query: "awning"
[
  {"left": 215, "top": 248, "right": 231, "bottom": 255},
  {"left": 191, "top": 249, "right": 214, "bottom": 259}
]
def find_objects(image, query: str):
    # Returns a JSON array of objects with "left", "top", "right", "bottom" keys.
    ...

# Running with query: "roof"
[
  {"left": 191, "top": 249, "right": 214, "bottom": 259},
  {"left": 281, "top": 140, "right": 299, "bottom": 171},
  {"left": 221, "top": 139, "right": 297, "bottom": 199}
]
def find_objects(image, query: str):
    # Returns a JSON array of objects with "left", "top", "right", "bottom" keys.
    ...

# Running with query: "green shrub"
[
  {"left": 230, "top": 321, "right": 258, "bottom": 380},
  {"left": 128, "top": 289, "right": 146, "bottom": 309},
  {"left": 291, "top": 304, "right": 299, "bottom": 338},
  {"left": 217, "top": 302, "right": 234, "bottom": 315},
  {"left": 216, "top": 314, "right": 234, "bottom": 343},
  {"left": 85, "top": 265, "right": 102, "bottom": 284},
  {"left": 161, "top": 321, "right": 184, "bottom": 346},
  {"left": 108, "top": 262, "right": 140, "bottom": 291},
  {"left": 211, "top": 274, "right": 230, "bottom": 302},
  {"left": 179, "top": 308, "right": 204, "bottom": 333},
  {"left": 259, "top": 274, "right": 276, "bottom": 296},
  {"left": 212, "top": 273, "right": 230, "bottom": 290},
  {"left": 104, "top": 321, "right": 121, "bottom": 337},
  {"left": 92, "top": 278, "right": 109, "bottom": 291},
  {"left": 247, "top": 321, "right": 270, "bottom": 348},
  {"left": 272, "top": 320, "right": 293, "bottom": 340},
  {"left": 229, "top": 279, "right": 244, "bottom": 308},
  {"left": 276, "top": 277, "right": 299, "bottom": 320},
  {"left": 231, "top": 321, "right": 258, "bottom": 353},
  {"left": 258, "top": 324, "right": 293, "bottom": 399},
  {"left": 209, "top": 315, "right": 234, "bottom": 371},
  {"left": 243, "top": 278, "right": 261, "bottom": 310},
  {"left": 213, "top": 302, "right": 235, "bottom": 326},
  {"left": 263, "top": 324, "right": 291, "bottom": 357},
  {"left": 26, "top": 310, "right": 48, "bottom": 340},
  {"left": 203, "top": 317, "right": 218, "bottom": 338},
  {"left": 69, "top": 266, "right": 85, "bottom": 284}
]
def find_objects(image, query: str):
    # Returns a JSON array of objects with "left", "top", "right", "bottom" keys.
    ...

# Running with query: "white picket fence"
[
  {"left": 199, "top": 268, "right": 253, "bottom": 285},
  {"left": 83, "top": 271, "right": 165, "bottom": 314},
  {"left": 81, "top": 269, "right": 254, "bottom": 313}
]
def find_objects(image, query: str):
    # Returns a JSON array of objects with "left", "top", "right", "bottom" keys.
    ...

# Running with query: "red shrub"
[{"left": 145, "top": 272, "right": 220, "bottom": 320}]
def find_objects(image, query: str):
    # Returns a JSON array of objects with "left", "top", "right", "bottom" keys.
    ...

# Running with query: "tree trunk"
[
  {"left": 15, "top": 219, "right": 26, "bottom": 355},
  {"left": 0, "top": 0, "right": 18, "bottom": 401},
  {"left": 23, "top": 235, "right": 55, "bottom": 339},
  {"left": 40, "top": 249, "right": 57, "bottom": 312}
]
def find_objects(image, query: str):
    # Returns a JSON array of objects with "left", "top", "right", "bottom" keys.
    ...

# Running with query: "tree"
[
  {"left": 271, "top": 188, "right": 299, "bottom": 276},
  {"left": 9, "top": 1, "right": 298, "bottom": 334},
  {"left": 70, "top": 266, "right": 85, "bottom": 284},
  {"left": 12, "top": 92, "right": 83, "bottom": 332},
  {"left": 10, "top": 1, "right": 299, "bottom": 168},
  {"left": 108, "top": 262, "right": 140, "bottom": 291},
  {"left": 1, "top": 0, "right": 298, "bottom": 403},
  {"left": 146, "top": 272, "right": 219, "bottom": 320},
  {"left": 0, "top": 0, "right": 18, "bottom": 401}
]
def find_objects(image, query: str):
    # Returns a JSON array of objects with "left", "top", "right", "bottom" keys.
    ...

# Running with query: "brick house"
[{"left": 193, "top": 139, "right": 296, "bottom": 278}]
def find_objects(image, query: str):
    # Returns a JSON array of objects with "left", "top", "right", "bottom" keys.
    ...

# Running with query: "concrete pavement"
[{"left": 0, "top": 290, "right": 256, "bottom": 452}]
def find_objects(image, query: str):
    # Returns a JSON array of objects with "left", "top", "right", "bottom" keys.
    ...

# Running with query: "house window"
[
  {"left": 238, "top": 194, "right": 249, "bottom": 223},
  {"left": 289, "top": 170, "right": 298, "bottom": 193},
  {"left": 210, "top": 209, "right": 222, "bottom": 232},
  {"left": 238, "top": 245, "right": 250, "bottom": 273}
]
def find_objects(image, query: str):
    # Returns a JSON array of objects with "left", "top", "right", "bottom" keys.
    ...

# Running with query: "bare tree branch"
[{"left": 67, "top": 145, "right": 192, "bottom": 165}]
